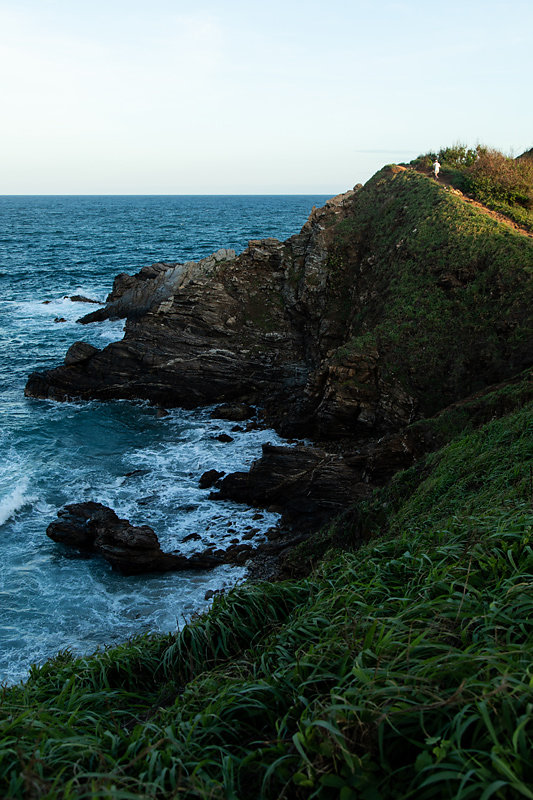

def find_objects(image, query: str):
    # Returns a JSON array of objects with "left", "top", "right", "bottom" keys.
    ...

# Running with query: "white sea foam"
[
  {"left": 1, "top": 194, "right": 329, "bottom": 685},
  {"left": 0, "top": 480, "right": 36, "bottom": 526}
]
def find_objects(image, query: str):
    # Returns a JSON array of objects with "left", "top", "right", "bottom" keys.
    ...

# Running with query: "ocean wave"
[{"left": 0, "top": 480, "right": 36, "bottom": 527}]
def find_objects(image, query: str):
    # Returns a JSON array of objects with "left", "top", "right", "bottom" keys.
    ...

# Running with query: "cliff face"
[
  {"left": 25, "top": 185, "right": 368, "bottom": 436},
  {"left": 26, "top": 167, "right": 532, "bottom": 448}
]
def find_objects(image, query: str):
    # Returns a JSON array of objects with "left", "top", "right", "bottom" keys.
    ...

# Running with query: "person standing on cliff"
[{"left": 433, "top": 158, "right": 441, "bottom": 179}]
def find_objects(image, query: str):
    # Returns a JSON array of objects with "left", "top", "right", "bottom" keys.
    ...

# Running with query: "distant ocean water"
[{"left": 0, "top": 194, "right": 329, "bottom": 684}]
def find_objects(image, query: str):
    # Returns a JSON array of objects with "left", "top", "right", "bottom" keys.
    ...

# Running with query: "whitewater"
[{"left": 0, "top": 194, "right": 328, "bottom": 684}]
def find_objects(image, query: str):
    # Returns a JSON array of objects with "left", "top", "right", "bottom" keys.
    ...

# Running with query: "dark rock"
[
  {"left": 213, "top": 443, "right": 372, "bottom": 531},
  {"left": 211, "top": 403, "right": 255, "bottom": 422},
  {"left": 47, "top": 501, "right": 103, "bottom": 549},
  {"left": 123, "top": 469, "right": 150, "bottom": 479},
  {"left": 156, "top": 407, "right": 169, "bottom": 418},
  {"left": 183, "top": 532, "right": 202, "bottom": 542},
  {"left": 266, "top": 527, "right": 283, "bottom": 540},
  {"left": 199, "top": 469, "right": 224, "bottom": 489},
  {"left": 138, "top": 495, "right": 158, "bottom": 505},
  {"left": 64, "top": 342, "right": 99, "bottom": 366},
  {"left": 215, "top": 433, "right": 234, "bottom": 443},
  {"left": 69, "top": 295, "right": 101, "bottom": 304},
  {"left": 53, "top": 317, "right": 67, "bottom": 323},
  {"left": 364, "top": 430, "right": 423, "bottom": 483},
  {"left": 204, "top": 588, "right": 226, "bottom": 600},
  {"left": 223, "top": 543, "right": 253, "bottom": 565},
  {"left": 46, "top": 502, "right": 222, "bottom": 575},
  {"left": 245, "top": 422, "right": 261, "bottom": 432}
]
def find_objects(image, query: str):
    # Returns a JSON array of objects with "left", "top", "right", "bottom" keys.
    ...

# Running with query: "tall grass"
[{"left": 1, "top": 403, "right": 532, "bottom": 798}]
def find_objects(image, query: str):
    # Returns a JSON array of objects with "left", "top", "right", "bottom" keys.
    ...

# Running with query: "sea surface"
[{"left": 0, "top": 194, "right": 329, "bottom": 684}]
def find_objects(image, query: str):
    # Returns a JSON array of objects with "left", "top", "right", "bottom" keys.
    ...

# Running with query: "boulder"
[
  {"left": 69, "top": 295, "right": 101, "bottom": 304},
  {"left": 211, "top": 403, "right": 255, "bottom": 422},
  {"left": 64, "top": 342, "right": 100, "bottom": 366},
  {"left": 46, "top": 502, "right": 222, "bottom": 575},
  {"left": 199, "top": 469, "right": 224, "bottom": 489}
]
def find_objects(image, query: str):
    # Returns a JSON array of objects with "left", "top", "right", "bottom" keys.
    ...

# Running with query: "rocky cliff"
[{"left": 26, "top": 166, "right": 533, "bottom": 533}]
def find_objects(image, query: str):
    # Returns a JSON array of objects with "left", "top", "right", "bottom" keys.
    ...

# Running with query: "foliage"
[
  {"left": 438, "top": 144, "right": 478, "bottom": 168},
  {"left": 410, "top": 144, "right": 533, "bottom": 231},
  {"left": 328, "top": 168, "right": 533, "bottom": 416},
  {"left": 406, "top": 367, "right": 533, "bottom": 450},
  {"left": 1, "top": 399, "right": 532, "bottom": 799},
  {"left": 1, "top": 154, "right": 532, "bottom": 798}
]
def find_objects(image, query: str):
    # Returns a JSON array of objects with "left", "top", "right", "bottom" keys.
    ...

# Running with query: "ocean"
[{"left": 0, "top": 194, "right": 329, "bottom": 685}]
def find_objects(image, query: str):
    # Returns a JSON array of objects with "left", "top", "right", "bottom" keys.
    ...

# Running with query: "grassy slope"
[
  {"left": 329, "top": 167, "right": 533, "bottom": 416},
  {"left": 1, "top": 389, "right": 532, "bottom": 799},
  {"left": 2, "top": 172, "right": 532, "bottom": 799},
  {"left": 409, "top": 148, "right": 533, "bottom": 232}
]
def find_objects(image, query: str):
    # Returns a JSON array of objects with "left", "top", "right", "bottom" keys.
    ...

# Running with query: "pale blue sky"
[{"left": 1, "top": 0, "right": 531, "bottom": 193}]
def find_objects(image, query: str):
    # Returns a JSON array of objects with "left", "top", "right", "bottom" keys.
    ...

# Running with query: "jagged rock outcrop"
[
  {"left": 27, "top": 168, "right": 533, "bottom": 536},
  {"left": 46, "top": 502, "right": 222, "bottom": 575},
  {"left": 25, "top": 186, "right": 377, "bottom": 435},
  {"left": 199, "top": 469, "right": 224, "bottom": 489},
  {"left": 212, "top": 443, "right": 373, "bottom": 530},
  {"left": 69, "top": 295, "right": 101, "bottom": 304},
  {"left": 27, "top": 170, "right": 531, "bottom": 443},
  {"left": 64, "top": 342, "right": 99, "bottom": 366},
  {"left": 77, "top": 251, "right": 237, "bottom": 324},
  {"left": 211, "top": 403, "right": 256, "bottom": 422}
]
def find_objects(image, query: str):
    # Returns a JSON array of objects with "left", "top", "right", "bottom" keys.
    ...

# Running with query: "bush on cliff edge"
[{"left": 410, "top": 143, "right": 533, "bottom": 230}]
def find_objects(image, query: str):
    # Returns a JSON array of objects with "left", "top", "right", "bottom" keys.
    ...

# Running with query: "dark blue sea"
[{"left": 0, "top": 194, "right": 329, "bottom": 684}]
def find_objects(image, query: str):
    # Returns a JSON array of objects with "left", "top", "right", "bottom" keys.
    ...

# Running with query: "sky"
[{"left": 0, "top": 0, "right": 531, "bottom": 194}]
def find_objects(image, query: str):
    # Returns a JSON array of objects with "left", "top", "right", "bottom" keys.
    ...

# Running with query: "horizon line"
[{"left": 0, "top": 191, "right": 340, "bottom": 197}]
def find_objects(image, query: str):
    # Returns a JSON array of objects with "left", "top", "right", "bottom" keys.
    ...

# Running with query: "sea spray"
[{"left": 0, "top": 478, "right": 36, "bottom": 527}]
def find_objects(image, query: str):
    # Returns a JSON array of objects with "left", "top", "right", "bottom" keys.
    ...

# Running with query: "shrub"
[
  {"left": 467, "top": 147, "right": 533, "bottom": 209},
  {"left": 411, "top": 143, "right": 533, "bottom": 230},
  {"left": 438, "top": 143, "right": 478, "bottom": 168}
]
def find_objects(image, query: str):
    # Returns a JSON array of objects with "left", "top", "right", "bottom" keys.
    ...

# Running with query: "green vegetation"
[
  {"left": 1, "top": 390, "right": 532, "bottom": 798},
  {"left": 405, "top": 367, "right": 533, "bottom": 450},
  {"left": 410, "top": 144, "right": 533, "bottom": 231},
  {"left": 2, "top": 158, "right": 532, "bottom": 798},
  {"left": 283, "top": 368, "right": 533, "bottom": 574},
  {"left": 327, "top": 167, "right": 532, "bottom": 415}
]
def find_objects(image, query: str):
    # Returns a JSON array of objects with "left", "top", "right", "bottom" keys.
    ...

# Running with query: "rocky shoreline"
[{"left": 26, "top": 167, "right": 533, "bottom": 574}]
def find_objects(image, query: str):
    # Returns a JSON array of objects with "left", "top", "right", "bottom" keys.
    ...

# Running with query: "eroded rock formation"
[
  {"left": 46, "top": 502, "right": 222, "bottom": 575},
  {"left": 28, "top": 167, "right": 533, "bottom": 539},
  {"left": 213, "top": 443, "right": 372, "bottom": 530},
  {"left": 25, "top": 187, "right": 382, "bottom": 437}
]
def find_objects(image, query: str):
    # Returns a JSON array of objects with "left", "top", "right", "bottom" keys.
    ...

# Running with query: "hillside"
[
  {"left": 2, "top": 374, "right": 532, "bottom": 798},
  {"left": 24, "top": 165, "right": 533, "bottom": 536},
  {"left": 26, "top": 166, "right": 532, "bottom": 437},
  {"left": 4, "top": 161, "right": 533, "bottom": 797}
]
